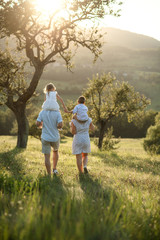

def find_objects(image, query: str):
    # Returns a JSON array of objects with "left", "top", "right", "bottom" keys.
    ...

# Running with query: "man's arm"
[
  {"left": 36, "top": 121, "right": 43, "bottom": 129},
  {"left": 57, "top": 122, "right": 63, "bottom": 129}
]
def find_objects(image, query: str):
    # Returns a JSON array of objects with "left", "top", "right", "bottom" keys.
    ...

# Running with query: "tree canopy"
[{"left": 84, "top": 73, "right": 150, "bottom": 149}]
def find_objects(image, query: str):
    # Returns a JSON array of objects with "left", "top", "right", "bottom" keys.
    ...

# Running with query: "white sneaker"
[
  {"left": 53, "top": 169, "right": 59, "bottom": 175},
  {"left": 84, "top": 167, "right": 88, "bottom": 174}
]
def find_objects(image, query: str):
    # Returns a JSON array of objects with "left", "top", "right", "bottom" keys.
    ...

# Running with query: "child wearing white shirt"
[
  {"left": 42, "top": 83, "right": 67, "bottom": 112},
  {"left": 67, "top": 96, "right": 88, "bottom": 122}
]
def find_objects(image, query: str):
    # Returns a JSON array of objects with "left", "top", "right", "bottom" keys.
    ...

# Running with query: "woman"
[{"left": 70, "top": 118, "right": 94, "bottom": 173}]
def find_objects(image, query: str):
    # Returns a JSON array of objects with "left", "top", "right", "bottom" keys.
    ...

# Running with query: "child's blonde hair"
[{"left": 43, "top": 83, "right": 56, "bottom": 94}]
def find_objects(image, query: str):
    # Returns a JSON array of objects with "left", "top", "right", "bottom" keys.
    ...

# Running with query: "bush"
[
  {"left": 94, "top": 127, "right": 120, "bottom": 151},
  {"left": 29, "top": 123, "right": 41, "bottom": 140},
  {"left": 143, "top": 113, "right": 160, "bottom": 155}
]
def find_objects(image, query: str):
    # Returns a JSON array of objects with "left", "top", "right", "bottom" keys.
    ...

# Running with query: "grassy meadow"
[{"left": 0, "top": 136, "right": 160, "bottom": 240}]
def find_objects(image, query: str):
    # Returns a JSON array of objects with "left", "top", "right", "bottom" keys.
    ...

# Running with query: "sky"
[
  {"left": 103, "top": 0, "right": 160, "bottom": 41},
  {"left": 35, "top": 0, "right": 160, "bottom": 41}
]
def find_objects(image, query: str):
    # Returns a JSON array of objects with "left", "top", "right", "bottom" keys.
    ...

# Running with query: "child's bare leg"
[
  {"left": 73, "top": 114, "right": 78, "bottom": 120},
  {"left": 76, "top": 154, "right": 83, "bottom": 173},
  {"left": 82, "top": 153, "right": 88, "bottom": 167}
]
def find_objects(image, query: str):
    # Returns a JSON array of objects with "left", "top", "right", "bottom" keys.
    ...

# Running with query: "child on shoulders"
[
  {"left": 42, "top": 83, "right": 67, "bottom": 112},
  {"left": 67, "top": 96, "right": 89, "bottom": 123}
]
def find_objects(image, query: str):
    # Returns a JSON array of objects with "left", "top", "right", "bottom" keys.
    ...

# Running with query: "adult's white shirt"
[{"left": 37, "top": 110, "right": 62, "bottom": 142}]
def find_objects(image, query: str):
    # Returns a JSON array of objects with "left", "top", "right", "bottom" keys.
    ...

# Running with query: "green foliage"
[
  {"left": 29, "top": 123, "right": 41, "bottom": 140},
  {"left": 0, "top": 50, "right": 27, "bottom": 104},
  {"left": 61, "top": 100, "right": 76, "bottom": 137},
  {"left": 143, "top": 112, "right": 160, "bottom": 155},
  {"left": 155, "top": 112, "right": 160, "bottom": 125},
  {"left": 102, "top": 127, "right": 120, "bottom": 151},
  {"left": 0, "top": 108, "right": 15, "bottom": 135},
  {"left": 106, "top": 110, "right": 157, "bottom": 138},
  {"left": 85, "top": 73, "right": 150, "bottom": 122},
  {"left": 27, "top": 104, "right": 42, "bottom": 140}
]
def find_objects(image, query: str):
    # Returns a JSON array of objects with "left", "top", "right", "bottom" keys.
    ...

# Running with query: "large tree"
[
  {"left": 84, "top": 73, "right": 150, "bottom": 149},
  {"left": 0, "top": 50, "right": 29, "bottom": 146},
  {"left": 0, "top": 0, "right": 122, "bottom": 148}
]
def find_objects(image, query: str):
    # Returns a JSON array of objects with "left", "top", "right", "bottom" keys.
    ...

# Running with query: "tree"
[
  {"left": 0, "top": 50, "right": 29, "bottom": 146},
  {"left": 0, "top": 0, "right": 122, "bottom": 148},
  {"left": 84, "top": 73, "right": 150, "bottom": 149}
]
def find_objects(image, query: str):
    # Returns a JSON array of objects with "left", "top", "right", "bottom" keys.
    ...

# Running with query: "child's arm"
[
  {"left": 66, "top": 110, "right": 73, "bottom": 113},
  {"left": 66, "top": 105, "right": 78, "bottom": 114},
  {"left": 56, "top": 93, "right": 68, "bottom": 112}
]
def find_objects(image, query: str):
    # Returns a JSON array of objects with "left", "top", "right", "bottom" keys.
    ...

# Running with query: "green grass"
[{"left": 0, "top": 136, "right": 160, "bottom": 240}]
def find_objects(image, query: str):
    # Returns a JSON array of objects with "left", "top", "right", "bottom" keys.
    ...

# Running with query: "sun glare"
[{"left": 35, "top": 0, "right": 64, "bottom": 14}]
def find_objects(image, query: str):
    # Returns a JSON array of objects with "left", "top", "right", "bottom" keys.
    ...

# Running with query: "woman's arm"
[
  {"left": 70, "top": 122, "right": 76, "bottom": 135},
  {"left": 89, "top": 122, "right": 95, "bottom": 131}
]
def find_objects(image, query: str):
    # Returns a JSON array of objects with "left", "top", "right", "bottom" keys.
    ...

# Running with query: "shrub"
[
  {"left": 143, "top": 113, "right": 160, "bottom": 155},
  {"left": 29, "top": 123, "right": 41, "bottom": 140},
  {"left": 94, "top": 127, "right": 120, "bottom": 151}
]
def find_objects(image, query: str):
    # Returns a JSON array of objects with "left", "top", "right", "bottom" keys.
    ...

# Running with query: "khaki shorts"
[{"left": 41, "top": 138, "right": 60, "bottom": 154}]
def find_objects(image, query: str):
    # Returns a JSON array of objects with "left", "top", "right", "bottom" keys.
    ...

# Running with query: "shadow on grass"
[
  {"left": 60, "top": 139, "right": 67, "bottom": 144},
  {"left": 0, "top": 147, "right": 25, "bottom": 178},
  {"left": 38, "top": 174, "right": 67, "bottom": 202},
  {"left": 91, "top": 151, "right": 160, "bottom": 176},
  {"left": 0, "top": 173, "right": 67, "bottom": 202},
  {"left": 79, "top": 173, "right": 114, "bottom": 204}
]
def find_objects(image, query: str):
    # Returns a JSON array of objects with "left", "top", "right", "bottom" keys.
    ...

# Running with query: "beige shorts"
[{"left": 41, "top": 138, "right": 60, "bottom": 154}]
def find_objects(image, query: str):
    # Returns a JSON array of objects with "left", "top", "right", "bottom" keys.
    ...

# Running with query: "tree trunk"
[
  {"left": 14, "top": 103, "right": 29, "bottom": 148},
  {"left": 98, "top": 121, "right": 107, "bottom": 149}
]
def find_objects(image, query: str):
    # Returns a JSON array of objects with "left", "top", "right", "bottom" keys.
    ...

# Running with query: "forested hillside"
[{"left": 40, "top": 28, "right": 160, "bottom": 110}]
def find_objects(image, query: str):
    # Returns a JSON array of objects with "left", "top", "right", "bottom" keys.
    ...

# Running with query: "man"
[{"left": 36, "top": 110, "right": 63, "bottom": 175}]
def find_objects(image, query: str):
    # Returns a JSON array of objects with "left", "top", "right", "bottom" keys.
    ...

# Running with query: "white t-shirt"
[
  {"left": 72, "top": 104, "right": 88, "bottom": 121},
  {"left": 42, "top": 91, "right": 60, "bottom": 111}
]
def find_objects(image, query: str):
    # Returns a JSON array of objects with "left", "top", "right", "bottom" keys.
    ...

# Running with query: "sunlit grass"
[{"left": 0, "top": 136, "right": 160, "bottom": 239}]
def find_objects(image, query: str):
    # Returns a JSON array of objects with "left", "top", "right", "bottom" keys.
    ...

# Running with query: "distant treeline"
[{"left": 0, "top": 106, "right": 158, "bottom": 138}]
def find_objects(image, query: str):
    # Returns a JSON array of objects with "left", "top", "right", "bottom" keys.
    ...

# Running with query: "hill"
[
  {"left": 103, "top": 28, "right": 160, "bottom": 49},
  {"left": 1, "top": 28, "right": 160, "bottom": 110},
  {"left": 41, "top": 28, "right": 160, "bottom": 110}
]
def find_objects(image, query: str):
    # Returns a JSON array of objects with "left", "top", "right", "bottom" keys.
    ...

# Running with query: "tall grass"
[{"left": 0, "top": 136, "right": 160, "bottom": 240}]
